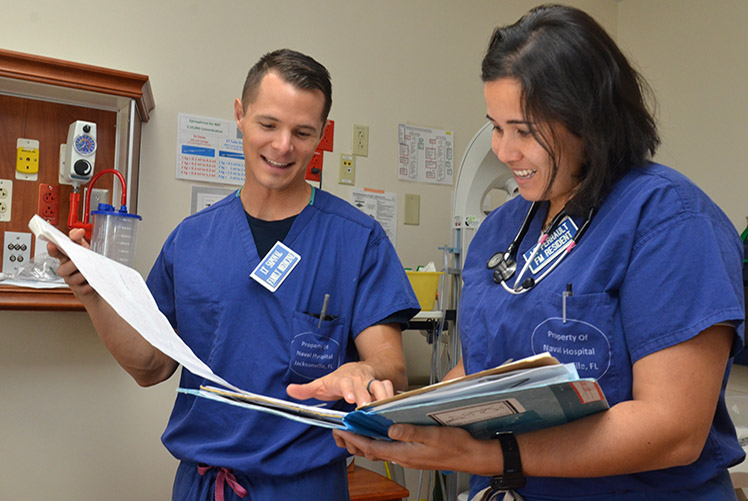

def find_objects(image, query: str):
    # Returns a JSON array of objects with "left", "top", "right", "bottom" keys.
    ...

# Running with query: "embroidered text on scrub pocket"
[
  {"left": 530, "top": 317, "right": 611, "bottom": 379},
  {"left": 289, "top": 333, "right": 341, "bottom": 381}
]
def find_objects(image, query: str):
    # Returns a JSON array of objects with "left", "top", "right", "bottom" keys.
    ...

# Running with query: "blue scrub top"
[
  {"left": 460, "top": 163, "right": 745, "bottom": 498},
  {"left": 147, "top": 188, "right": 420, "bottom": 477}
]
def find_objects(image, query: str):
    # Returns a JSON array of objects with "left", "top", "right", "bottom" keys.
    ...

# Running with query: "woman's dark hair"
[
  {"left": 481, "top": 4, "right": 659, "bottom": 214},
  {"left": 241, "top": 48, "right": 332, "bottom": 125}
]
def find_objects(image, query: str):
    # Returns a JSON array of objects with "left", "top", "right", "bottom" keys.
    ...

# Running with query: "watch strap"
[{"left": 490, "top": 431, "right": 526, "bottom": 490}]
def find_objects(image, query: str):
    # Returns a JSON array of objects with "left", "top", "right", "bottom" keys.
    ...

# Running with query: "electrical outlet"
[
  {"left": 2, "top": 231, "right": 32, "bottom": 275},
  {"left": 86, "top": 187, "right": 110, "bottom": 213},
  {"left": 352, "top": 124, "right": 369, "bottom": 157},
  {"left": 338, "top": 154, "right": 355, "bottom": 185},
  {"left": 16, "top": 138, "right": 40, "bottom": 181},
  {"left": 305, "top": 152, "right": 323, "bottom": 183},
  {"left": 0, "top": 179, "right": 12, "bottom": 223},
  {"left": 317, "top": 120, "right": 335, "bottom": 152},
  {"left": 37, "top": 183, "right": 60, "bottom": 225}
]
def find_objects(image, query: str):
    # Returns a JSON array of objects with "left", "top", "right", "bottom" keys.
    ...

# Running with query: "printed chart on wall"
[
  {"left": 176, "top": 113, "right": 245, "bottom": 185},
  {"left": 398, "top": 123, "right": 454, "bottom": 185},
  {"left": 351, "top": 188, "right": 398, "bottom": 248}
]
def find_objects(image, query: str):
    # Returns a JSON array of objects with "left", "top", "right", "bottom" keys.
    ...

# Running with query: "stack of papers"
[{"left": 181, "top": 353, "right": 608, "bottom": 440}]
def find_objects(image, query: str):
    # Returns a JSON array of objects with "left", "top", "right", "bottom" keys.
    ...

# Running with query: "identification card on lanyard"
[
  {"left": 250, "top": 241, "right": 301, "bottom": 292},
  {"left": 524, "top": 216, "right": 578, "bottom": 275}
]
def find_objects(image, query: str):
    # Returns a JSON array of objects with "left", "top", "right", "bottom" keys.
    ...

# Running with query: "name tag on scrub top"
[
  {"left": 524, "top": 216, "right": 578, "bottom": 275},
  {"left": 250, "top": 241, "right": 301, "bottom": 292}
]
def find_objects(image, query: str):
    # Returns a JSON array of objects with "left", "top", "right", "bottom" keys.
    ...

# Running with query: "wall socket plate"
[
  {"left": 352, "top": 124, "right": 369, "bottom": 157},
  {"left": 2, "top": 231, "right": 32, "bottom": 275},
  {"left": 16, "top": 138, "right": 40, "bottom": 182},
  {"left": 37, "top": 183, "right": 60, "bottom": 225},
  {"left": 0, "top": 178, "right": 12, "bottom": 223},
  {"left": 338, "top": 153, "right": 355, "bottom": 185}
]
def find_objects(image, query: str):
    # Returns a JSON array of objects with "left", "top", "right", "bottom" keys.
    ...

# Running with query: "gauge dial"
[{"left": 74, "top": 134, "right": 97, "bottom": 155}]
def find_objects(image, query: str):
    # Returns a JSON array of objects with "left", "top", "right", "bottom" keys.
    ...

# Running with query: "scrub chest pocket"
[
  {"left": 287, "top": 310, "right": 346, "bottom": 383},
  {"left": 530, "top": 290, "right": 615, "bottom": 382}
]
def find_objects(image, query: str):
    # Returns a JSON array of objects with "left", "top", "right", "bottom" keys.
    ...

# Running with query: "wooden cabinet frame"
[{"left": 0, "top": 49, "right": 154, "bottom": 310}]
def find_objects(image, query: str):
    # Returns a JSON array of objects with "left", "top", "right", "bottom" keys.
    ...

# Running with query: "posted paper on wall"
[
  {"left": 351, "top": 189, "right": 398, "bottom": 247},
  {"left": 177, "top": 113, "right": 245, "bottom": 185},
  {"left": 398, "top": 124, "right": 454, "bottom": 185}
]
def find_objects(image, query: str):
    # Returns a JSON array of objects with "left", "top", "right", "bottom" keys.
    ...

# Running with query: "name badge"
[
  {"left": 525, "top": 217, "right": 578, "bottom": 274},
  {"left": 250, "top": 241, "right": 301, "bottom": 292}
]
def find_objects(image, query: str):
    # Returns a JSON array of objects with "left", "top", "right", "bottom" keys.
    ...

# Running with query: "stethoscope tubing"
[{"left": 491, "top": 204, "right": 596, "bottom": 294}]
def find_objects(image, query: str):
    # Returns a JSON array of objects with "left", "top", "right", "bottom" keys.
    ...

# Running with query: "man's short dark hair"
[{"left": 241, "top": 49, "right": 332, "bottom": 125}]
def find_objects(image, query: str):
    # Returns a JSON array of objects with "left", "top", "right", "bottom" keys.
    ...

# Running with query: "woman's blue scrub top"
[
  {"left": 460, "top": 163, "right": 746, "bottom": 498},
  {"left": 147, "top": 189, "right": 419, "bottom": 477}
]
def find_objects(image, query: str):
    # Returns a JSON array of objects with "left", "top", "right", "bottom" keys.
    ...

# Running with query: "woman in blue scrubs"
[{"left": 334, "top": 5, "right": 745, "bottom": 500}]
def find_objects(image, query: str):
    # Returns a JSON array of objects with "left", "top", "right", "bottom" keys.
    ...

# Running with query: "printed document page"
[{"left": 28, "top": 215, "right": 239, "bottom": 392}]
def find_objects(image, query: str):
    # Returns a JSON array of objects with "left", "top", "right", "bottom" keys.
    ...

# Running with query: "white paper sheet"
[{"left": 28, "top": 215, "right": 240, "bottom": 392}]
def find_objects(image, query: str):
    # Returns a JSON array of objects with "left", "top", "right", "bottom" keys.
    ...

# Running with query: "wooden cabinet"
[
  {"left": 347, "top": 464, "right": 409, "bottom": 501},
  {"left": 0, "top": 49, "right": 154, "bottom": 310}
]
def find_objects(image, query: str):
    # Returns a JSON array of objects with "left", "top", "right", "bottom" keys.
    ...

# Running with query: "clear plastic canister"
[{"left": 90, "top": 203, "right": 142, "bottom": 267}]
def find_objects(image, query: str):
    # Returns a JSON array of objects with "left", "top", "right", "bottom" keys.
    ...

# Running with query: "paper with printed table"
[{"left": 29, "top": 215, "right": 609, "bottom": 440}]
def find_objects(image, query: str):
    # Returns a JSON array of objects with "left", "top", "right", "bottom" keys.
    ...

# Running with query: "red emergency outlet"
[
  {"left": 317, "top": 120, "right": 334, "bottom": 152},
  {"left": 306, "top": 150, "right": 323, "bottom": 182}
]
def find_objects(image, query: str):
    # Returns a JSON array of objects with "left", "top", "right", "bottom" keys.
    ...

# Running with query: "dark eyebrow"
[{"left": 485, "top": 114, "right": 533, "bottom": 126}]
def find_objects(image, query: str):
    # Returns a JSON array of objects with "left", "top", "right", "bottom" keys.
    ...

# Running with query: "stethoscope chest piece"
[
  {"left": 489, "top": 252, "right": 517, "bottom": 284},
  {"left": 487, "top": 252, "right": 504, "bottom": 269}
]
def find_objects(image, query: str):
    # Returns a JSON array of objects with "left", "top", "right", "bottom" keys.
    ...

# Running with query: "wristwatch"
[{"left": 490, "top": 431, "right": 526, "bottom": 490}]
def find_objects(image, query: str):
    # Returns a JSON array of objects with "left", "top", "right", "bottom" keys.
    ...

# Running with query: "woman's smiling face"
[{"left": 484, "top": 78, "right": 585, "bottom": 215}]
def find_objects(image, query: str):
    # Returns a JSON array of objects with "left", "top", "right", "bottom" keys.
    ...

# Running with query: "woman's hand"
[{"left": 333, "top": 425, "right": 500, "bottom": 476}]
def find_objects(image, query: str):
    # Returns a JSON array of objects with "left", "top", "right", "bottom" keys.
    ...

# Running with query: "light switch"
[{"left": 404, "top": 193, "right": 420, "bottom": 225}]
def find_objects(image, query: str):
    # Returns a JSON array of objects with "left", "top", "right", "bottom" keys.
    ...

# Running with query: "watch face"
[{"left": 74, "top": 134, "right": 97, "bottom": 155}]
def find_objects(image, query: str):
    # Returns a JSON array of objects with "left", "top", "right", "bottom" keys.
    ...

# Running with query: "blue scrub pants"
[{"left": 172, "top": 459, "right": 350, "bottom": 501}]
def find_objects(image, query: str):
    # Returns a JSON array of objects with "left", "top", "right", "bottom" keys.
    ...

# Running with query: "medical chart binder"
[
  {"left": 178, "top": 353, "right": 609, "bottom": 440},
  {"left": 29, "top": 215, "right": 609, "bottom": 441}
]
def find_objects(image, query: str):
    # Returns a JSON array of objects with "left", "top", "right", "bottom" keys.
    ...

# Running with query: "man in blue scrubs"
[{"left": 51, "top": 49, "right": 420, "bottom": 500}]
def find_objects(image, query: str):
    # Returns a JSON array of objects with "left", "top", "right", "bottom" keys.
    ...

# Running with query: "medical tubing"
[
  {"left": 512, "top": 233, "right": 547, "bottom": 292},
  {"left": 83, "top": 169, "right": 128, "bottom": 224},
  {"left": 435, "top": 247, "right": 450, "bottom": 379},
  {"left": 438, "top": 472, "right": 448, "bottom": 501},
  {"left": 507, "top": 201, "right": 539, "bottom": 256},
  {"left": 511, "top": 208, "right": 568, "bottom": 291},
  {"left": 67, "top": 190, "right": 82, "bottom": 230},
  {"left": 532, "top": 207, "right": 596, "bottom": 284},
  {"left": 416, "top": 469, "right": 425, "bottom": 501}
]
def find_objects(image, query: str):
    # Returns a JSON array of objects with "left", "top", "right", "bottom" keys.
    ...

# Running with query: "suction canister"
[{"left": 90, "top": 203, "right": 142, "bottom": 267}]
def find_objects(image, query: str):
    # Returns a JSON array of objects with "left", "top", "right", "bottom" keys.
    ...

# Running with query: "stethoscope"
[{"left": 487, "top": 202, "right": 596, "bottom": 294}]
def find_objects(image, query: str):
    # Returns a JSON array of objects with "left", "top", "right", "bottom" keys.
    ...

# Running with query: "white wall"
[
  {"left": 617, "top": 0, "right": 748, "bottom": 231},
  {"left": 1, "top": 1, "right": 744, "bottom": 500}
]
